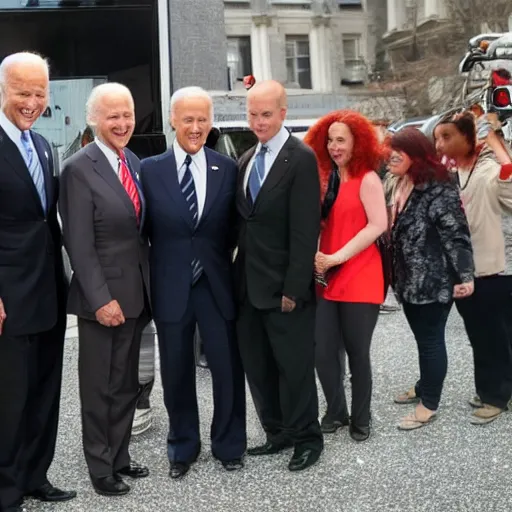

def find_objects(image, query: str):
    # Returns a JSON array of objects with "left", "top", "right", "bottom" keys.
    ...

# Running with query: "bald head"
[
  {"left": 247, "top": 80, "right": 287, "bottom": 108},
  {"left": 0, "top": 52, "right": 49, "bottom": 131},
  {"left": 247, "top": 80, "right": 287, "bottom": 144},
  {"left": 86, "top": 83, "right": 135, "bottom": 154}
]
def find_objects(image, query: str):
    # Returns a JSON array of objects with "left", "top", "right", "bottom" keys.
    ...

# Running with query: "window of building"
[
  {"left": 342, "top": 34, "right": 362, "bottom": 65},
  {"left": 227, "top": 36, "right": 252, "bottom": 89},
  {"left": 285, "top": 36, "right": 312, "bottom": 89}
]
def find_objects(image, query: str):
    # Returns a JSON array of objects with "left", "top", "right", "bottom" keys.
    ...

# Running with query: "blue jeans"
[{"left": 402, "top": 301, "right": 452, "bottom": 411}]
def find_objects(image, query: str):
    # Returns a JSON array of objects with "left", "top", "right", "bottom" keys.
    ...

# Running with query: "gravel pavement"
[{"left": 21, "top": 218, "right": 512, "bottom": 512}]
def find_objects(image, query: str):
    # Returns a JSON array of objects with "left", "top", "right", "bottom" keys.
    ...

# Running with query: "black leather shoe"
[
  {"left": 247, "top": 441, "right": 292, "bottom": 456},
  {"left": 349, "top": 423, "right": 370, "bottom": 442},
  {"left": 221, "top": 458, "right": 244, "bottom": 471},
  {"left": 169, "top": 462, "right": 192, "bottom": 479},
  {"left": 27, "top": 482, "right": 77, "bottom": 502},
  {"left": 320, "top": 414, "right": 350, "bottom": 434},
  {"left": 91, "top": 476, "right": 130, "bottom": 496},
  {"left": 288, "top": 449, "right": 321, "bottom": 471},
  {"left": 117, "top": 461, "right": 149, "bottom": 479}
]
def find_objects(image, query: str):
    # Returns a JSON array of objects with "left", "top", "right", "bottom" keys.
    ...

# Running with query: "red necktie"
[{"left": 119, "top": 150, "right": 141, "bottom": 223}]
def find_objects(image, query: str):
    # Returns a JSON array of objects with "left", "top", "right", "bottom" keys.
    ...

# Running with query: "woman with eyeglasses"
[
  {"left": 304, "top": 111, "right": 387, "bottom": 441},
  {"left": 388, "top": 128, "right": 474, "bottom": 430},
  {"left": 434, "top": 111, "right": 512, "bottom": 425}
]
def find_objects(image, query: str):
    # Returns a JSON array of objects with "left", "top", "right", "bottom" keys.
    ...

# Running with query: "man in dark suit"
[
  {"left": 235, "top": 80, "right": 323, "bottom": 471},
  {"left": 0, "top": 52, "right": 76, "bottom": 512},
  {"left": 140, "top": 86, "right": 246, "bottom": 479},
  {"left": 59, "top": 83, "right": 150, "bottom": 496}
]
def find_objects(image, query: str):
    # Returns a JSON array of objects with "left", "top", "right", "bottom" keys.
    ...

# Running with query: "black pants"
[
  {"left": 0, "top": 318, "right": 66, "bottom": 510},
  {"left": 403, "top": 301, "right": 452, "bottom": 411},
  {"left": 237, "top": 300, "right": 323, "bottom": 453},
  {"left": 315, "top": 299, "right": 379, "bottom": 427},
  {"left": 78, "top": 313, "right": 147, "bottom": 478},
  {"left": 456, "top": 274, "right": 512, "bottom": 409}
]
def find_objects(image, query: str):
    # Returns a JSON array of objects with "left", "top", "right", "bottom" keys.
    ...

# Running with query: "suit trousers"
[
  {"left": 237, "top": 300, "right": 323, "bottom": 453},
  {"left": 156, "top": 275, "right": 246, "bottom": 463},
  {"left": 315, "top": 299, "right": 379, "bottom": 427},
  {"left": 78, "top": 313, "right": 147, "bottom": 478},
  {"left": 456, "top": 274, "right": 512, "bottom": 409},
  {"left": 0, "top": 318, "right": 66, "bottom": 510}
]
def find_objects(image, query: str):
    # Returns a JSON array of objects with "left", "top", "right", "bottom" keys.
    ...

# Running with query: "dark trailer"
[{"left": 0, "top": 0, "right": 169, "bottom": 165}]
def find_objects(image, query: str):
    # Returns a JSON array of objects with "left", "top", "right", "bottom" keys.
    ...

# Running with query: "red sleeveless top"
[{"left": 319, "top": 172, "right": 384, "bottom": 304}]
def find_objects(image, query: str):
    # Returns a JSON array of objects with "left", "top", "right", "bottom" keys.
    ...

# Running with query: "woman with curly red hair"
[{"left": 304, "top": 110, "right": 388, "bottom": 441}]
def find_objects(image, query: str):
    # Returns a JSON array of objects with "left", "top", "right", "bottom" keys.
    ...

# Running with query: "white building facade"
[{"left": 224, "top": 0, "right": 374, "bottom": 92}]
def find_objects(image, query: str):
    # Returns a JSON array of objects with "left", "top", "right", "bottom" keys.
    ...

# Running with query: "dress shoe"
[
  {"left": 221, "top": 458, "right": 244, "bottom": 471},
  {"left": 288, "top": 449, "right": 321, "bottom": 471},
  {"left": 247, "top": 440, "right": 292, "bottom": 456},
  {"left": 320, "top": 414, "right": 350, "bottom": 434},
  {"left": 169, "top": 462, "right": 192, "bottom": 479},
  {"left": 117, "top": 461, "right": 149, "bottom": 479},
  {"left": 26, "top": 482, "right": 77, "bottom": 502},
  {"left": 91, "top": 475, "right": 130, "bottom": 496},
  {"left": 349, "top": 423, "right": 370, "bottom": 442}
]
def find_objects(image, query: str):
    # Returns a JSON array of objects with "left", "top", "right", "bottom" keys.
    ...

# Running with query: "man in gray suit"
[{"left": 59, "top": 83, "right": 150, "bottom": 497}]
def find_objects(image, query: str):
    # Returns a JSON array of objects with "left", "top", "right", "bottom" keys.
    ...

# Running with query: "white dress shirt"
[
  {"left": 243, "top": 125, "right": 291, "bottom": 193},
  {"left": 0, "top": 110, "right": 41, "bottom": 167},
  {"left": 95, "top": 137, "right": 120, "bottom": 176},
  {"left": 173, "top": 139, "right": 207, "bottom": 220}
]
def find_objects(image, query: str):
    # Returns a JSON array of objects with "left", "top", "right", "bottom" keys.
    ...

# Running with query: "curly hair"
[{"left": 303, "top": 110, "right": 382, "bottom": 202}]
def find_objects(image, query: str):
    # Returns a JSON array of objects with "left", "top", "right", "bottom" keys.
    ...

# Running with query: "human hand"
[
  {"left": 0, "top": 298, "right": 6, "bottom": 335},
  {"left": 314, "top": 252, "right": 339, "bottom": 275},
  {"left": 281, "top": 296, "right": 296, "bottom": 313},
  {"left": 95, "top": 300, "right": 125, "bottom": 327},
  {"left": 453, "top": 281, "right": 474, "bottom": 299}
]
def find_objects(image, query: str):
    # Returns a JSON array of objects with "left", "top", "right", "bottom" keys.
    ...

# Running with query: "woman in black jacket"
[{"left": 388, "top": 128, "right": 475, "bottom": 430}]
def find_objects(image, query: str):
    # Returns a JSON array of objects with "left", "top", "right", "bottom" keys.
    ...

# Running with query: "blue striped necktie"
[
  {"left": 181, "top": 154, "right": 203, "bottom": 285},
  {"left": 21, "top": 131, "right": 47, "bottom": 212}
]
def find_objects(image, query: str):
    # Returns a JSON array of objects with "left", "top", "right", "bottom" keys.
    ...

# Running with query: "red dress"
[{"left": 319, "top": 172, "right": 384, "bottom": 304}]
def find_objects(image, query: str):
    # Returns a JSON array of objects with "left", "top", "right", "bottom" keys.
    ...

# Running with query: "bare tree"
[{"left": 373, "top": 0, "right": 512, "bottom": 118}]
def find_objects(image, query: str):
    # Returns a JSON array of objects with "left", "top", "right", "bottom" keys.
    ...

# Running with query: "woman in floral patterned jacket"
[{"left": 388, "top": 128, "right": 475, "bottom": 430}]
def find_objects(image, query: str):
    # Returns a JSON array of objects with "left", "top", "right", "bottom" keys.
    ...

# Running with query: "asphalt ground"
[{"left": 22, "top": 218, "right": 512, "bottom": 512}]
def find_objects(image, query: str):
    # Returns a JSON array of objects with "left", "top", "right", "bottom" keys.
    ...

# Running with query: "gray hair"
[
  {"left": 86, "top": 82, "right": 134, "bottom": 127},
  {"left": 170, "top": 86, "right": 213, "bottom": 122},
  {"left": 0, "top": 52, "right": 49, "bottom": 92}
]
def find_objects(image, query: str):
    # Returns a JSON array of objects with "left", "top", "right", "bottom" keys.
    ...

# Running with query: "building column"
[
  {"left": 310, "top": 15, "right": 332, "bottom": 92},
  {"left": 424, "top": 0, "right": 438, "bottom": 19},
  {"left": 251, "top": 15, "right": 273, "bottom": 82},
  {"left": 387, "top": 0, "right": 398, "bottom": 32}
]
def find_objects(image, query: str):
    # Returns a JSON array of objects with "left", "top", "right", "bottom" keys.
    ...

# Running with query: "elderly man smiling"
[
  {"left": 0, "top": 52, "right": 76, "bottom": 512},
  {"left": 59, "top": 83, "right": 151, "bottom": 497}
]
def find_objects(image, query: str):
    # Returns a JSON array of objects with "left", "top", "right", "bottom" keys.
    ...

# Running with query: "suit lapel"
[
  {"left": 31, "top": 131, "right": 53, "bottom": 211},
  {"left": 0, "top": 126, "right": 45, "bottom": 215},
  {"left": 86, "top": 142, "right": 137, "bottom": 221},
  {"left": 156, "top": 149, "right": 194, "bottom": 229},
  {"left": 200, "top": 148, "right": 224, "bottom": 225},
  {"left": 236, "top": 146, "right": 256, "bottom": 217}
]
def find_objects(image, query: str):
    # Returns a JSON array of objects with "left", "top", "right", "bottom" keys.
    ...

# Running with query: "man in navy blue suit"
[{"left": 140, "top": 87, "right": 246, "bottom": 479}]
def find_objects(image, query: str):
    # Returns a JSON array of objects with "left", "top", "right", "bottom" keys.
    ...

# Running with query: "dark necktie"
[{"left": 181, "top": 154, "right": 203, "bottom": 285}]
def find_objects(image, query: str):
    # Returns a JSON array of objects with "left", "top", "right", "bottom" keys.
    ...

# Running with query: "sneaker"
[
  {"left": 470, "top": 404, "right": 503, "bottom": 425},
  {"left": 132, "top": 407, "right": 153, "bottom": 436}
]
